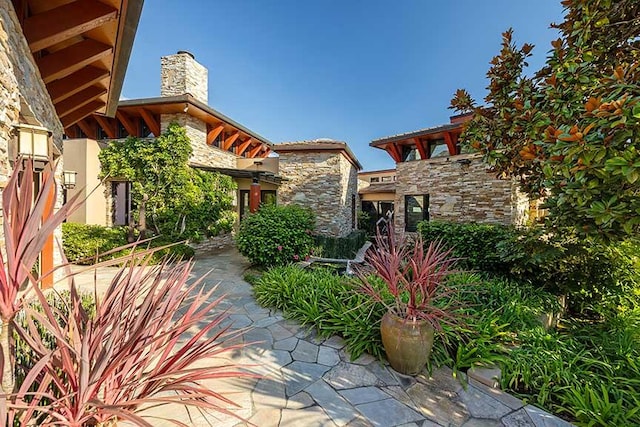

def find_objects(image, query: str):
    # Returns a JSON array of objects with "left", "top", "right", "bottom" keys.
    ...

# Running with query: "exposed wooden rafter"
[
  {"left": 94, "top": 114, "right": 117, "bottom": 139},
  {"left": 37, "top": 39, "right": 112, "bottom": 84},
  {"left": 260, "top": 147, "right": 272, "bottom": 158},
  {"left": 24, "top": 0, "right": 118, "bottom": 52},
  {"left": 222, "top": 132, "right": 239, "bottom": 151},
  {"left": 206, "top": 124, "right": 224, "bottom": 145},
  {"left": 56, "top": 85, "right": 107, "bottom": 118},
  {"left": 414, "top": 137, "right": 428, "bottom": 160},
  {"left": 386, "top": 142, "right": 402, "bottom": 163},
  {"left": 247, "top": 144, "right": 264, "bottom": 158},
  {"left": 138, "top": 108, "right": 160, "bottom": 137},
  {"left": 236, "top": 138, "right": 253, "bottom": 156},
  {"left": 116, "top": 111, "right": 138, "bottom": 136},
  {"left": 47, "top": 66, "right": 110, "bottom": 104},
  {"left": 76, "top": 119, "right": 97, "bottom": 140},
  {"left": 443, "top": 132, "right": 458, "bottom": 156},
  {"left": 61, "top": 100, "right": 105, "bottom": 128}
]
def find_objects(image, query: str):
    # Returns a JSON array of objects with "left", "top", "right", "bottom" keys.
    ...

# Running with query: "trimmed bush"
[
  {"left": 236, "top": 204, "right": 315, "bottom": 267},
  {"left": 313, "top": 230, "right": 368, "bottom": 259}
]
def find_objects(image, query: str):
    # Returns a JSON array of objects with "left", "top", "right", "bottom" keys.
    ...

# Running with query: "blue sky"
[{"left": 122, "top": 1, "right": 564, "bottom": 171}]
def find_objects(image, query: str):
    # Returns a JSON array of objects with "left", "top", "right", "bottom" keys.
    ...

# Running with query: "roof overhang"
[
  {"left": 274, "top": 140, "right": 363, "bottom": 170},
  {"left": 12, "top": 0, "right": 143, "bottom": 128},
  {"left": 191, "top": 164, "right": 284, "bottom": 186},
  {"left": 370, "top": 123, "right": 463, "bottom": 163}
]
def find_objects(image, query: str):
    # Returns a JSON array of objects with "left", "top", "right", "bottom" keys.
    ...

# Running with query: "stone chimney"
[{"left": 160, "top": 51, "right": 208, "bottom": 103}]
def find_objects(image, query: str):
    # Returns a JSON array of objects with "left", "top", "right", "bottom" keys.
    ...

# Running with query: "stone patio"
[{"left": 72, "top": 247, "right": 574, "bottom": 427}]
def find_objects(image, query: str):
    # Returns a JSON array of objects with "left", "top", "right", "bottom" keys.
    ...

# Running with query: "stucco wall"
[
  {"left": 394, "top": 153, "right": 529, "bottom": 232},
  {"left": 278, "top": 151, "right": 357, "bottom": 237}
]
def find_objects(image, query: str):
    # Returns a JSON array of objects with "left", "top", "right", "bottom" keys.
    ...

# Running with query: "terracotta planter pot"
[{"left": 380, "top": 311, "right": 434, "bottom": 375}]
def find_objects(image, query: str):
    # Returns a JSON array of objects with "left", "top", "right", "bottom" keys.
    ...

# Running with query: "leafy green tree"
[
  {"left": 451, "top": 0, "right": 640, "bottom": 240},
  {"left": 99, "top": 123, "right": 236, "bottom": 240}
]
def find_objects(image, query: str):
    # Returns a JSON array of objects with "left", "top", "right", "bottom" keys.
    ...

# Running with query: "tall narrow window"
[{"left": 404, "top": 195, "right": 429, "bottom": 232}]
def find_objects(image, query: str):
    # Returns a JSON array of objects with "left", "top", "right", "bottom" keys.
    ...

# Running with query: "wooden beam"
[
  {"left": 56, "top": 85, "right": 106, "bottom": 118},
  {"left": 24, "top": 0, "right": 118, "bottom": 52},
  {"left": 386, "top": 143, "right": 402, "bottom": 163},
  {"left": 206, "top": 124, "right": 224, "bottom": 145},
  {"left": 222, "top": 131, "right": 239, "bottom": 150},
  {"left": 37, "top": 39, "right": 112, "bottom": 84},
  {"left": 235, "top": 138, "right": 253, "bottom": 156},
  {"left": 414, "top": 137, "right": 428, "bottom": 160},
  {"left": 138, "top": 108, "right": 160, "bottom": 137},
  {"left": 260, "top": 147, "right": 272, "bottom": 158},
  {"left": 76, "top": 119, "right": 97, "bottom": 140},
  {"left": 61, "top": 100, "right": 105, "bottom": 128},
  {"left": 116, "top": 111, "right": 138, "bottom": 136},
  {"left": 47, "top": 66, "right": 109, "bottom": 104},
  {"left": 443, "top": 132, "right": 458, "bottom": 155},
  {"left": 94, "top": 114, "right": 117, "bottom": 139},
  {"left": 247, "top": 144, "right": 263, "bottom": 158}
]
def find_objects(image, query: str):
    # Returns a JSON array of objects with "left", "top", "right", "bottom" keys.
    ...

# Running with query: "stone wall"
[
  {"left": 188, "top": 232, "right": 235, "bottom": 253},
  {"left": 394, "top": 153, "right": 528, "bottom": 232},
  {"left": 161, "top": 52, "right": 208, "bottom": 103},
  {"left": 160, "top": 113, "right": 236, "bottom": 169},
  {"left": 278, "top": 151, "right": 357, "bottom": 237},
  {"left": 0, "top": 0, "right": 65, "bottom": 268}
]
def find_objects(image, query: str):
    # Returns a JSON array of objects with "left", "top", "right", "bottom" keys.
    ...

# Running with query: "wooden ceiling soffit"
[
  {"left": 235, "top": 138, "right": 253, "bottom": 156},
  {"left": 56, "top": 85, "right": 107, "bottom": 118},
  {"left": 222, "top": 132, "right": 239, "bottom": 150},
  {"left": 414, "top": 137, "right": 428, "bottom": 160},
  {"left": 94, "top": 114, "right": 117, "bottom": 139},
  {"left": 206, "top": 124, "right": 224, "bottom": 145},
  {"left": 76, "top": 119, "right": 97, "bottom": 140},
  {"left": 61, "top": 100, "right": 105, "bottom": 128},
  {"left": 24, "top": 0, "right": 118, "bottom": 52},
  {"left": 116, "top": 111, "right": 138, "bottom": 136},
  {"left": 443, "top": 132, "right": 457, "bottom": 155},
  {"left": 37, "top": 39, "right": 112, "bottom": 84},
  {"left": 139, "top": 108, "right": 160, "bottom": 137},
  {"left": 247, "top": 144, "right": 264, "bottom": 158},
  {"left": 386, "top": 143, "right": 402, "bottom": 163},
  {"left": 47, "top": 66, "right": 110, "bottom": 104}
]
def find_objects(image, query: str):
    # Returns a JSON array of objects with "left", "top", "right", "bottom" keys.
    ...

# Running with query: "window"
[
  {"left": 239, "top": 189, "right": 277, "bottom": 219},
  {"left": 430, "top": 139, "right": 449, "bottom": 158},
  {"left": 261, "top": 190, "right": 277, "bottom": 206},
  {"left": 117, "top": 122, "right": 128, "bottom": 138},
  {"left": 140, "top": 119, "right": 152, "bottom": 137},
  {"left": 97, "top": 125, "right": 109, "bottom": 140},
  {"left": 404, "top": 195, "right": 429, "bottom": 232},
  {"left": 381, "top": 176, "right": 392, "bottom": 182},
  {"left": 370, "top": 177, "right": 380, "bottom": 183},
  {"left": 112, "top": 182, "right": 132, "bottom": 225}
]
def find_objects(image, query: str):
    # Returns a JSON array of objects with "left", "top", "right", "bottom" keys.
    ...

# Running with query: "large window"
[
  {"left": 404, "top": 195, "right": 429, "bottom": 232},
  {"left": 239, "top": 189, "right": 277, "bottom": 219}
]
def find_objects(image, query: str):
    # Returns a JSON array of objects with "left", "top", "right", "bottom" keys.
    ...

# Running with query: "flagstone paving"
[{"left": 76, "top": 247, "right": 574, "bottom": 427}]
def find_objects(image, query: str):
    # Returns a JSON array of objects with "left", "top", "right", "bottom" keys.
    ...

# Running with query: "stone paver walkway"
[{"left": 75, "top": 247, "right": 573, "bottom": 427}]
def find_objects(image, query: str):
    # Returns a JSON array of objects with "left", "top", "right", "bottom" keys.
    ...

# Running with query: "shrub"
[
  {"left": 417, "top": 221, "right": 516, "bottom": 274},
  {"left": 313, "top": 230, "right": 368, "bottom": 259},
  {"left": 236, "top": 204, "right": 315, "bottom": 267}
]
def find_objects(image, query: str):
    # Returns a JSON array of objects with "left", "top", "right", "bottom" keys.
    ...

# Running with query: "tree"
[
  {"left": 99, "top": 123, "right": 236, "bottom": 240},
  {"left": 451, "top": 0, "right": 640, "bottom": 240}
]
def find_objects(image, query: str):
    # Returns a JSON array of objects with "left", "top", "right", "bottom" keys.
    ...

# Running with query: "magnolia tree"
[{"left": 451, "top": 0, "right": 640, "bottom": 240}]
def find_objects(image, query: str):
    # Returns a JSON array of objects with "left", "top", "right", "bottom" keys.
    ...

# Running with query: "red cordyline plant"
[{"left": 356, "top": 228, "right": 463, "bottom": 328}]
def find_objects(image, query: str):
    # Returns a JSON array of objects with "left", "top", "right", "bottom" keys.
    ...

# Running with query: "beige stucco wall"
[
  {"left": 394, "top": 153, "right": 529, "bottom": 233},
  {"left": 361, "top": 192, "right": 395, "bottom": 202},
  {"left": 64, "top": 138, "right": 108, "bottom": 225},
  {"left": 0, "top": 0, "right": 65, "bottom": 267}
]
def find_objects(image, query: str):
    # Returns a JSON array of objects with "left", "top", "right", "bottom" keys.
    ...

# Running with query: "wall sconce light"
[
  {"left": 63, "top": 170, "right": 77, "bottom": 189},
  {"left": 16, "top": 124, "right": 50, "bottom": 161}
]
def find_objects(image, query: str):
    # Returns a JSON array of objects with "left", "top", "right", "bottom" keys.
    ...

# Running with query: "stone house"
[
  {"left": 370, "top": 114, "right": 530, "bottom": 233},
  {"left": 0, "top": 0, "right": 142, "bottom": 286}
]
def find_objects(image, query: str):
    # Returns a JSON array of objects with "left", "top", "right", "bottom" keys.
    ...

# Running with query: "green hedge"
[
  {"left": 313, "top": 230, "right": 368, "bottom": 259},
  {"left": 62, "top": 223, "right": 194, "bottom": 265}
]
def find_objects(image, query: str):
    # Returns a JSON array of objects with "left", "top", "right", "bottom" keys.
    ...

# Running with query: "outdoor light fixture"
[
  {"left": 16, "top": 124, "right": 50, "bottom": 161},
  {"left": 63, "top": 170, "right": 78, "bottom": 189}
]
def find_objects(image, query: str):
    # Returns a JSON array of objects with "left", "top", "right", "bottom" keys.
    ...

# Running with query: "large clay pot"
[{"left": 380, "top": 311, "right": 434, "bottom": 375}]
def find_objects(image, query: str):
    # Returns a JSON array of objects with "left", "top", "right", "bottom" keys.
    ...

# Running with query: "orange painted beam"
[
  {"left": 37, "top": 39, "right": 112, "bottom": 84},
  {"left": 236, "top": 138, "right": 253, "bottom": 156},
  {"left": 61, "top": 100, "right": 105, "bottom": 128},
  {"left": 260, "top": 147, "right": 272, "bottom": 158},
  {"left": 40, "top": 174, "right": 55, "bottom": 289},
  {"left": 116, "top": 111, "right": 138, "bottom": 137},
  {"left": 386, "top": 143, "right": 402, "bottom": 163},
  {"left": 207, "top": 124, "right": 224, "bottom": 145},
  {"left": 94, "top": 114, "right": 117, "bottom": 139},
  {"left": 247, "top": 144, "right": 263, "bottom": 158},
  {"left": 414, "top": 137, "right": 428, "bottom": 160},
  {"left": 222, "top": 131, "right": 239, "bottom": 151},
  {"left": 443, "top": 132, "right": 458, "bottom": 155},
  {"left": 139, "top": 108, "right": 160, "bottom": 137},
  {"left": 76, "top": 119, "right": 97, "bottom": 140}
]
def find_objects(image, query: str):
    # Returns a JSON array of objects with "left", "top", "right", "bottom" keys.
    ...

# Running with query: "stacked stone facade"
[
  {"left": 277, "top": 148, "right": 358, "bottom": 237},
  {"left": 394, "top": 153, "right": 529, "bottom": 232},
  {"left": 161, "top": 52, "right": 208, "bottom": 103},
  {"left": 0, "top": 1, "right": 65, "bottom": 266}
]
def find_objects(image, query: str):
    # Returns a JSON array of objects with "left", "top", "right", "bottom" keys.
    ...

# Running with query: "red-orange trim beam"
[
  {"left": 443, "top": 132, "right": 458, "bottom": 155},
  {"left": 94, "top": 114, "right": 117, "bottom": 139},
  {"left": 414, "top": 137, "right": 428, "bottom": 160},
  {"left": 24, "top": 0, "right": 117, "bottom": 52},
  {"left": 386, "top": 142, "right": 402, "bottom": 163},
  {"left": 37, "top": 39, "right": 112, "bottom": 84},
  {"left": 47, "top": 66, "right": 110, "bottom": 104},
  {"left": 236, "top": 138, "right": 253, "bottom": 156},
  {"left": 138, "top": 108, "right": 160, "bottom": 137},
  {"left": 56, "top": 85, "right": 106, "bottom": 118},
  {"left": 223, "top": 132, "right": 239, "bottom": 150},
  {"left": 61, "top": 100, "right": 105, "bottom": 128},
  {"left": 247, "top": 144, "right": 264, "bottom": 158},
  {"left": 207, "top": 124, "right": 224, "bottom": 145},
  {"left": 260, "top": 147, "right": 272, "bottom": 158},
  {"left": 116, "top": 111, "right": 138, "bottom": 136}
]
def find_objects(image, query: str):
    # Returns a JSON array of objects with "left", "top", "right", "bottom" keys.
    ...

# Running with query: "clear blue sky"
[{"left": 121, "top": 1, "right": 564, "bottom": 171}]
